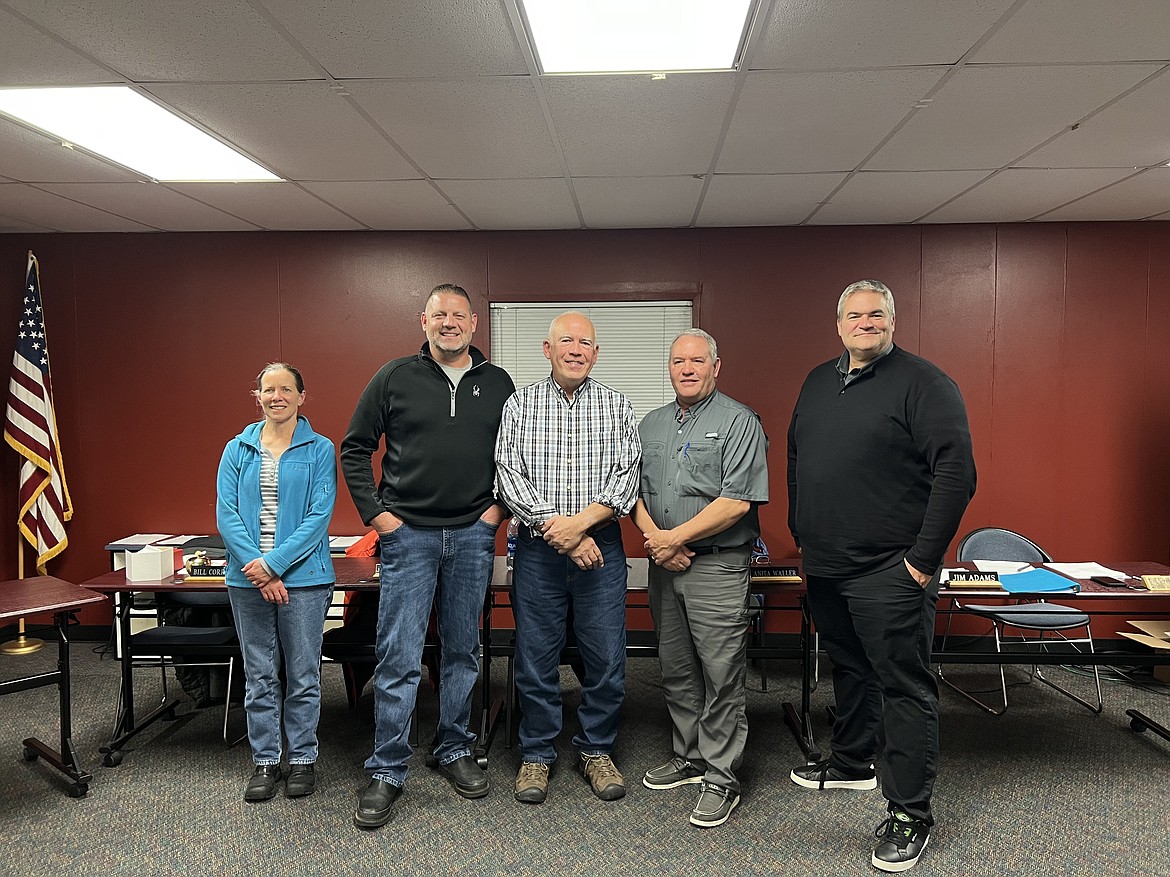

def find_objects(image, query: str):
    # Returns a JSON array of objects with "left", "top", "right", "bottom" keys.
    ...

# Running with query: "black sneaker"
[
  {"left": 872, "top": 810, "right": 930, "bottom": 872},
  {"left": 789, "top": 759, "right": 877, "bottom": 791}
]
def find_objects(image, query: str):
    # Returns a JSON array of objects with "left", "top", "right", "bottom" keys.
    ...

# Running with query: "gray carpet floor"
[{"left": 1, "top": 640, "right": 1168, "bottom": 877}]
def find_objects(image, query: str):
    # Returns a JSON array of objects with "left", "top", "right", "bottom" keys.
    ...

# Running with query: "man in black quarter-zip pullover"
[{"left": 341, "top": 284, "right": 514, "bottom": 829}]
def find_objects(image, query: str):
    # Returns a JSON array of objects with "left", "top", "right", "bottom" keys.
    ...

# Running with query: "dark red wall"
[{"left": 3, "top": 224, "right": 1169, "bottom": 628}]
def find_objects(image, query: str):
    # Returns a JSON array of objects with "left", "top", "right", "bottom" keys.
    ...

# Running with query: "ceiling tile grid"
[{"left": 0, "top": 0, "right": 1167, "bottom": 230}]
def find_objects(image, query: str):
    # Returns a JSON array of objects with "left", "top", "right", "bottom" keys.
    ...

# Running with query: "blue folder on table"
[{"left": 998, "top": 567, "right": 1079, "bottom": 594}]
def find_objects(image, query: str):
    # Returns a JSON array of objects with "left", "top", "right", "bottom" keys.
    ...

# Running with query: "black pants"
[{"left": 806, "top": 560, "right": 940, "bottom": 825}]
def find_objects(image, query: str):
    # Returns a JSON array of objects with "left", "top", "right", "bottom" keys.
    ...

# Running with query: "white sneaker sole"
[
  {"left": 871, "top": 833, "right": 929, "bottom": 872},
  {"left": 689, "top": 793, "right": 740, "bottom": 828},
  {"left": 789, "top": 770, "right": 878, "bottom": 791},
  {"left": 642, "top": 774, "right": 704, "bottom": 790}
]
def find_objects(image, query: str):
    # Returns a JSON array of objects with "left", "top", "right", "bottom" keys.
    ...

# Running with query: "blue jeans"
[
  {"left": 365, "top": 519, "right": 496, "bottom": 785},
  {"left": 511, "top": 522, "right": 628, "bottom": 763},
  {"left": 228, "top": 583, "right": 333, "bottom": 766}
]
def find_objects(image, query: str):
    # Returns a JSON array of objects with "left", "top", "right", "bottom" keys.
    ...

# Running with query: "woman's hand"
[
  {"left": 258, "top": 578, "right": 289, "bottom": 604},
  {"left": 242, "top": 558, "right": 272, "bottom": 586}
]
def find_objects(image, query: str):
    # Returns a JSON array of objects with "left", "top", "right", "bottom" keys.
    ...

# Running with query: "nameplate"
[
  {"left": 751, "top": 566, "right": 800, "bottom": 581},
  {"left": 948, "top": 571, "right": 1003, "bottom": 587}
]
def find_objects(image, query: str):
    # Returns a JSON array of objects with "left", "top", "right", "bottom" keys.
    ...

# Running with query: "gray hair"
[
  {"left": 671, "top": 328, "right": 718, "bottom": 361},
  {"left": 837, "top": 280, "right": 895, "bottom": 321}
]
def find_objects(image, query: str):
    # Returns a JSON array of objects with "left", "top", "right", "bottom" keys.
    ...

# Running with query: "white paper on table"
[
  {"left": 106, "top": 533, "right": 173, "bottom": 547},
  {"left": 1044, "top": 562, "right": 1129, "bottom": 580},
  {"left": 971, "top": 560, "right": 1034, "bottom": 574},
  {"left": 156, "top": 535, "right": 209, "bottom": 546}
]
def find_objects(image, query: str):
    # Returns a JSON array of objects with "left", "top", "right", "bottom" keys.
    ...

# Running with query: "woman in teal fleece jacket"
[{"left": 216, "top": 362, "right": 336, "bottom": 803}]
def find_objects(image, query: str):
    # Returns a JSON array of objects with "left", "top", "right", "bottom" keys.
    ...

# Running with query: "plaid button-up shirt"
[{"left": 495, "top": 376, "right": 641, "bottom": 527}]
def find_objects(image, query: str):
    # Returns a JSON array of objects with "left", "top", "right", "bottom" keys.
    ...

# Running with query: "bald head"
[{"left": 544, "top": 311, "right": 599, "bottom": 396}]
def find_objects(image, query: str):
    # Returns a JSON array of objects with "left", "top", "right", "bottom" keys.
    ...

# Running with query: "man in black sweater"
[
  {"left": 787, "top": 280, "right": 976, "bottom": 873},
  {"left": 341, "top": 283, "right": 514, "bottom": 829}
]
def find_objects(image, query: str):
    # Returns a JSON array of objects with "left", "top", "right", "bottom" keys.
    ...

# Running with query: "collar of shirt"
[
  {"left": 674, "top": 389, "right": 718, "bottom": 424},
  {"left": 836, "top": 343, "right": 894, "bottom": 386},
  {"left": 549, "top": 374, "right": 593, "bottom": 406}
]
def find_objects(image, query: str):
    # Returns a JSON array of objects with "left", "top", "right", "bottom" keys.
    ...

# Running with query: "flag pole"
[{"left": 1, "top": 534, "right": 45, "bottom": 655}]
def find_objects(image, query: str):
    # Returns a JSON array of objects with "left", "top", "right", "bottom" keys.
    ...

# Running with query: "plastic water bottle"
[{"left": 506, "top": 518, "right": 518, "bottom": 570}]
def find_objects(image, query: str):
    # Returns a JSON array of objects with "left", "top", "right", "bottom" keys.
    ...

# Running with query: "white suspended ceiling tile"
[
  {"left": 543, "top": 73, "right": 737, "bottom": 177},
  {"left": 808, "top": 170, "right": 990, "bottom": 225},
  {"left": 0, "top": 182, "right": 154, "bottom": 231},
  {"left": 261, "top": 0, "right": 528, "bottom": 78},
  {"left": 697, "top": 173, "right": 846, "bottom": 226},
  {"left": 925, "top": 168, "right": 1140, "bottom": 223},
  {"left": 349, "top": 78, "right": 563, "bottom": 179},
  {"left": 300, "top": 180, "right": 472, "bottom": 230},
  {"left": 867, "top": 64, "right": 1163, "bottom": 171},
  {"left": 440, "top": 179, "right": 579, "bottom": 230},
  {"left": 0, "top": 119, "right": 141, "bottom": 183},
  {"left": 0, "top": 6, "right": 118, "bottom": 85},
  {"left": 39, "top": 182, "right": 259, "bottom": 231},
  {"left": 5, "top": 0, "right": 318, "bottom": 81},
  {"left": 575, "top": 176, "right": 704, "bottom": 228},
  {"left": 147, "top": 82, "right": 421, "bottom": 182},
  {"left": 1021, "top": 71, "right": 1170, "bottom": 169},
  {"left": 971, "top": 0, "right": 1170, "bottom": 63},
  {"left": 718, "top": 69, "right": 948, "bottom": 174},
  {"left": 167, "top": 182, "right": 366, "bottom": 231},
  {"left": 1036, "top": 168, "right": 1170, "bottom": 221},
  {"left": 751, "top": 0, "right": 1018, "bottom": 69}
]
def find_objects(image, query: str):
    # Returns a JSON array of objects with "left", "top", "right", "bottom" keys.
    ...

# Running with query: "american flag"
[{"left": 4, "top": 252, "right": 72, "bottom": 573}]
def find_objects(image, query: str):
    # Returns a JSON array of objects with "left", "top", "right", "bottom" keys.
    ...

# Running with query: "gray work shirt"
[{"left": 638, "top": 390, "right": 769, "bottom": 550}]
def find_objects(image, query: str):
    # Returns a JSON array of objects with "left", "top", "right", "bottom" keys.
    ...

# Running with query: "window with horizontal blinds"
[{"left": 489, "top": 301, "right": 693, "bottom": 420}]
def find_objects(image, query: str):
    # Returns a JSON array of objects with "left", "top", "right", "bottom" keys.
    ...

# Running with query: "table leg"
[
  {"left": 19, "top": 612, "right": 93, "bottom": 797},
  {"left": 782, "top": 595, "right": 822, "bottom": 763}
]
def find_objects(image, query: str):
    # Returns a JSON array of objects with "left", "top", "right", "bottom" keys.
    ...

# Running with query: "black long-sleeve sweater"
[
  {"left": 341, "top": 343, "right": 515, "bottom": 527},
  {"left": 787, "top": 345, "right": 976, "bottom": 578}
]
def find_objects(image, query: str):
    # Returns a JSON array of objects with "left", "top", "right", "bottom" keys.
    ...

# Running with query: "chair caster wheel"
[
  {"left": 22, "top": 746, "right": 38, "bottom": 762},
  {"left": 66, "top": 782, "right": 88, "bottom": 798},
  {"left": 102, "top": 750, "right": 124, "bottom": 767}
]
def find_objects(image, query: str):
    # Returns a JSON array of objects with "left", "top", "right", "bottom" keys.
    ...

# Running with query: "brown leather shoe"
[
  {"left": 514, "top": 761, "right": 550, "bottom": 804},
  {"left": 580, "top": 753, "right": 625, "bottom": 801}
]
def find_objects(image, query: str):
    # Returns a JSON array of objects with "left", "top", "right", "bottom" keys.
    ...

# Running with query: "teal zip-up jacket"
[{"left": 216, "top": 414, "right": 337, "bottom": 589}]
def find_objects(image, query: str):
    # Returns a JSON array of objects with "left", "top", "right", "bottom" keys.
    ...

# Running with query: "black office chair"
[
  {"left": 936, "top": 527, "right": 1102, "bottom": 716},
  {"left": 104, "top": 590, "right": 243, "bottom": 766}
]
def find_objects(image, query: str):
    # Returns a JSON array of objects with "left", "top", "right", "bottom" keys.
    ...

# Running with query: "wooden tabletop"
[{"left": 0, "top": 575, "right": 107, "bottom": 620}]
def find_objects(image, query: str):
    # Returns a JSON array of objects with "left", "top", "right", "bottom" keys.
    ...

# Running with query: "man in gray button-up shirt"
[{"left": 631, "top": 328, "right": 769, "bottom": 829}]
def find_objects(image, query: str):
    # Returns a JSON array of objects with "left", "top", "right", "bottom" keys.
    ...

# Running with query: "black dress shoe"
[
  {"left": 353, "top": 779, "right": 401, "bottom": 829},
  {"left": 285, "top": 763, "right": 316, "bottom": 798},
  {"left": 244, "top": 764, "right": 282, "bottom": 802},
  {"left": 438, "top": 755, "right": 490, "bottom": 799}
]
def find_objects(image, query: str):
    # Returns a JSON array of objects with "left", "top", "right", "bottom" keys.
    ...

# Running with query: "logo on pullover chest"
[{"left": 473, "top": 385, "right": 480, "bottom": 396}]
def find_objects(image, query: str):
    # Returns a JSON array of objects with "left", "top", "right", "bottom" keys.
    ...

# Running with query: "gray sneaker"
[
  {"left": 643, "top": 756, "right": 705, "bottom": 790},
  {"left": 689, "top": 782, "right": 740, "bottom": 828}
]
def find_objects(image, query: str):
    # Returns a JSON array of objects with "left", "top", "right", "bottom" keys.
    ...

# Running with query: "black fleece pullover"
[
  {"left": 787, "top": 344, "right": 977, "bottom": 578},
  {"left": 341, "top": 343, "right": 515, "bottom": 528}
]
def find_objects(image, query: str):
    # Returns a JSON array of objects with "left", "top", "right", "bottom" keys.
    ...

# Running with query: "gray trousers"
[{"left": 647, "top": 546, "right": 751, "bottom": 793}]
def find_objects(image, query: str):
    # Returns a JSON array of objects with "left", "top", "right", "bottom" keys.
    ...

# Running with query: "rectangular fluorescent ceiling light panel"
[
  {"left": 520, "top": 0, "right": 754, "bottom": 74},
  {"left": 0, "top": 86, "right": 279, "bottom": 181}
]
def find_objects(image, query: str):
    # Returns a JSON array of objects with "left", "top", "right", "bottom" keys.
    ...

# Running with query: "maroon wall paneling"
[{"left": 2, "top": 224, "right": 1169, "bottom": 634}]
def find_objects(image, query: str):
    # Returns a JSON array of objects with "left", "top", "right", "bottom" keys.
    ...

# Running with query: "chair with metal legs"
[{"left": 937, "top": 527, "right": 1102, "bottom": 716}]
